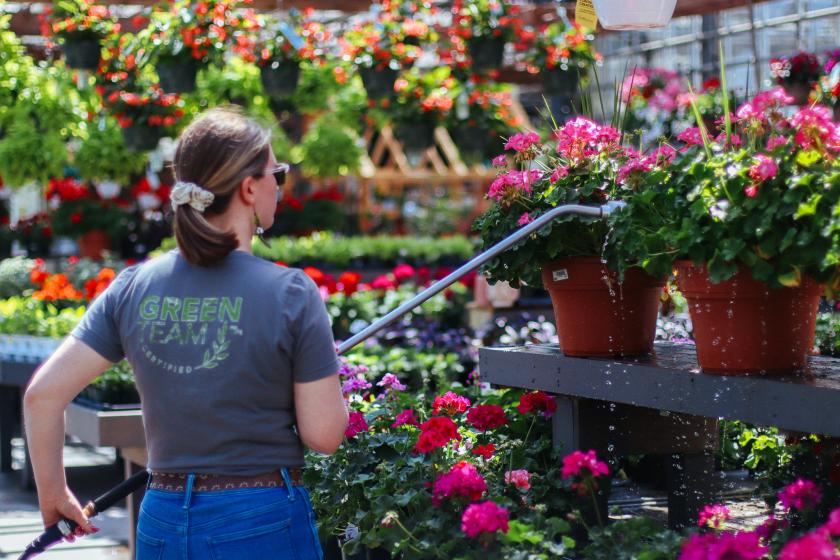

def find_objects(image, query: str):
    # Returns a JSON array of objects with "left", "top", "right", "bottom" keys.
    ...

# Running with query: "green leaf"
[{"left": 795, "top": 194, "right": 822, "bottom": 219}]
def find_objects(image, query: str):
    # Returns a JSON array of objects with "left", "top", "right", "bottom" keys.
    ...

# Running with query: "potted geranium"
[
  {"left": 142, "top": 0, "right": 260, "bottom": 93},
  {"left": 340, "top": 21, "right": 421, "bottom": 99},
  {"left": 620, "top": 67, "right": 688, "bottom": 143},
  {"left": 448, "top": 80, "right": 521, "bottom": 166},
  {"left": 473, "top": 119, "right": 667, "bottom": 357},
  {"left": 11, "top": 213, "right": 53, "bottom": 257},
  {"left": 74, "top": 116, "right": 147, "bottom": 194},
  {"left": 770, "top": 51, "right": 821, "bottom": 106},
  {"left": 448, "top": 0, "right": 527, "bottom": 73},
  {"left": 526, "top": 21, "right": 600, "bottom": 96},
  {"left": 42, "top": 0, "right": 116, "bottom": 70},
  {"left": 381, "top": 67, "right": 454, "bottom": 161},
  {"left": 606, "top": 87, "right": 840, "bottom": 374},
  {"left": 47, "top": 177, "right": 129, "bottom": 259}
]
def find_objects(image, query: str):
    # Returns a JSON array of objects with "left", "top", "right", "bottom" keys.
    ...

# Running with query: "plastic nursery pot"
[
  {"left": 467, "top": 36, "right": 506, "bottom": 73},
  {"left": 395, "top": 121, "right": 437, "bottom": 161},
  {"left": 63, "top": 37, "right": 102, "bottom": 70},
  {"left": 122, "top": 123, "right": 162, "bottom": 152},
  {"left": 452, "top": 124, "right": 492, "bottom": 162},
  {"left": 675, "top": 261, "right": 822, "bottom": 375},
  {"left": 77, "top": 230, "right": 111, "bottom": 260},
  {"left": 541, "top": 257, "right": 665, "bottom": 357},
  {"left": 156, "top": 59, "right": 199, "bottom": 94},
  {"left": 358, "top": 66, "right": 399, "bottom": 100},
  {"left": 260, "top": 59, "right": 301, "bottom": 98},
  {"left": 542, "top": 66, "right": 581, "bottom": 97},
  {"left": 592, "top": 0, "right": 677, "bottom": 30}
]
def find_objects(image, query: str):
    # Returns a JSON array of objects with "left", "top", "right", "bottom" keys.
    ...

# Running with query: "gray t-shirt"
[{"left": 71, "top": 249, "right": 340, "bottom": 475}]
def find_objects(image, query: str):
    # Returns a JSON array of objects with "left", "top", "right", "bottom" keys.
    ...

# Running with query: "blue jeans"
[{"left": 136, "top": 469, "right": 323, "bottom": 560}]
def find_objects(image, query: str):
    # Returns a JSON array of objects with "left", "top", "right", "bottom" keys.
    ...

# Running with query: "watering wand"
[{"left": 18, "top": 201, "right": 625, "bottom": 559}]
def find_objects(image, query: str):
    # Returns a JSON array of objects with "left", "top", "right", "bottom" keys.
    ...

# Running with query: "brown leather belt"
[{"left": 149, "top": 469, "right": 304, "bottom": 492}]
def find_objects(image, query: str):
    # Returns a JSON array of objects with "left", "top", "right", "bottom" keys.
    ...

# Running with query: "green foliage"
[
  {"left": 343, "top": 346, "right": 465, "bottom": 393},
  {"left": 583, "top": 517, "right": 682, "bottom": 560},
  {"left": 74, "top": 117, "right": 147, "bottom": 184},
  {"left": 291, "top": 62, "right": 341, "bottom": 113},
  {"left": 0, "top": 298, "right": 85, "bottom": 337},
  {"left": 0, "top": 110, "right": 67, "bottom": 187},
  {"left": 252, "top": 232, "right": 475, "bottom": 268},
  {"left": 0, "top": 258, "right": 37, "bottom": 299},
  {"left": 814, "top": 312, "right": 840, "bottom": 357},
  {"left": 78, "top": 360, "right": 140, "bottom": 405},
  {"left": 305, "top": 386, "right": 576, "bottom": 559},
  {"left": 292, "top": 115, "right": 363, "bottom": 178}
]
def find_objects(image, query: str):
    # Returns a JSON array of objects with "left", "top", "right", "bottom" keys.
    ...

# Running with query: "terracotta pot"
[
  {"left": 77, "top": 230, "right": 111, "bottom": 260},
  {"left": 675, "top": 262, "right": 822, "bottom": 375},
  {"left": 541, "top": 257, "right": 665, "bottom": 357}
]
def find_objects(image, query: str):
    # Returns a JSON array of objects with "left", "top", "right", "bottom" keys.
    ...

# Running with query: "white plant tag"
[{"left": 552, "top": 269, "right": 569, "bottom": 282}]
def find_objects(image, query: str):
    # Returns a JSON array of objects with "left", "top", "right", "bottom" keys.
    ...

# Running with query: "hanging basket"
[
  {"left": 542, "top": 67, "right": 581, "bottom": 96},
  {"left": 592, "top": 0, "right": 677, "bottom": 30},
  {"left": 675, "top": 262, "right": 822, "bottom": 375},
  {"left": 122, "top": 123, "right": 162, "bottom": 152},
  {"left": 63, "top": 37, "right": 102, "bottom": 70},
  {"left": 359, "top": 67, "right": 398, "bottom": 99},
  {"left": 452, "top": 124, "right": 493, "bottom": 163},
  {"left": 395, "top": 122, "right": 437, "bottom": 161},
  {"left": 157, "top": 59, "right": 199, "bottom": 93},
  {"left": 260, "top": 60, "right": 301, "bottom": 98},
  {"left": 783, "top": 82, "right": 812, "bottom": 106},
  {"left": 467, "top": 36, "right": 505, "bottom": 73}
]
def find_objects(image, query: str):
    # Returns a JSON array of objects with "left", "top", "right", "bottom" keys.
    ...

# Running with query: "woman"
[{"left": 24, "top": 107, "right": 348, "bottom": 559}]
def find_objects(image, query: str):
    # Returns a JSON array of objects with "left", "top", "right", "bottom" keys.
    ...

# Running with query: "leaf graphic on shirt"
[{"left": 195, "top": 322, "right": 230, "bottom": 370}]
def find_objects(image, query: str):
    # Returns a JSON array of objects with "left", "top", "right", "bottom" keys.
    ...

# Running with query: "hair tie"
[{"left": 170, "top": 181, "right": 215, "bottom": 212}]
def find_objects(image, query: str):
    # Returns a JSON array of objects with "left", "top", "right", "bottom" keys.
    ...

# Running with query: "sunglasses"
[{"left": 269, "top": 163, "right": 290, "bottom": 186}]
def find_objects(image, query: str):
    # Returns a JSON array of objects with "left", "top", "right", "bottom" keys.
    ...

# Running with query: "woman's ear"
[{"left": 238, "top": 175, "right": 258, "bottom": 205}]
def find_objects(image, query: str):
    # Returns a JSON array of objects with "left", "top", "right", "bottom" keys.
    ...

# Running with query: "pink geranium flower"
[
  {"left": 549, "top": 165, "right": 569, "bottom": 183},
  {"left": 679, "top": 531, "right": 768, "bottom": 560},
  {"left": 677, "top": 127, "right": 705, "bottom": 147},
  {"left": 504, "top": 469, "right": 531, "bottom": 491},
  {"left": 749, "top": 155, "right": 778, "bottom": 183},
  {"left": 377, "top": 373, "right": 406, "bottom": 392},
  {"left": 766, "top": 135, "right": 788, "bottom": 151},
  {"left": 345, "top": 411, "right": 369, "bottom": 438},
  {"left": 554, "top": 117, "right": 620, "bottom": 162},
  {"left": 561, "top": 449, "right": 610, "bottom": 480},
  {"left": 779, "top": 530, "right": 838, "bottom": 560},
  {"left": 342, "top": 376, "right": 372, "bottom": 394},
  {"left": 779, "top": 478, "right": 822, "bottom": 511},
  {"left": 698, "top": 504, "right": 731, "bottom": 530},
  {"left": 826, "top": 508, "right": 840, "bottom": 537},
  {"left": 791, "top": 105, "right": 836, "bottom": 151},
  {"left": 517, "top": 212, "right": 532, "bottom": 226},
  {"left": 392, "top": 408, "right": 419, "bottom": 428},
  {"left": 432, "top": 461, "right": 487, "bottom": 505},
  {"left": 492, "top": 154, "right": 507, "bottom": 167},
  {"left": 617, "top": 158, "right": 653, "bottom": 185},
  {"left": 461, "top": 501, "right": 509, "bottom": 538},
  {"left": 504, "top": 131, "right": 540, "bottom": 153}
]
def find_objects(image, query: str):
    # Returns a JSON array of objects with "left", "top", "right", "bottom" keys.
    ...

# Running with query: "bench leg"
[
  {"left": 551, "top": 396, "right": 580, "bottom": 451},
  {"left": 667, "top": 452, "right": 717, "bottom": 530}
]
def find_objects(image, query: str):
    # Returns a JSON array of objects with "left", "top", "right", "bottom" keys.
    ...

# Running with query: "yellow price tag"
[{"left": 575, "top": 0, "right": 598, "bottom": 30}]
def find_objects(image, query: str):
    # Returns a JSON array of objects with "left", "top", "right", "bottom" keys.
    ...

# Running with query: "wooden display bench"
[{"left": 478, "top": 342, "right": 840, "bottom": 529}]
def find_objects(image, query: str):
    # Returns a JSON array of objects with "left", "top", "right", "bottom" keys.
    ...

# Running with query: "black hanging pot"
[
  {"left": 157, "top": 58, "right": 199, "bottom": 93},
  {"left": 359, "top": 66, "right": 399, "bottom": 99},
  {"left": 542, "top": 66, "right": 581, "bottom": 96},
  {"left": 122, "top": 123, "right": 162, "bottom": 152},
  {"left": 452, "top": 124, "right": 494, "bottom": 164},
  {"left": 395, "top": 121, "right": 437, "bottom": 159},
  {"left": 63, "top": 37, "right": 102, "bottom": 70},
  {"left": 467, "top": 35, "right": 506, "bottom": 73},
  {"left": 260, "top": 59, "right": 301, "bottom": 98}
]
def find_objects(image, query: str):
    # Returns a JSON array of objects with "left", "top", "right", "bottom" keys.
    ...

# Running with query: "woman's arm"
[
  {"left": 23, "top": 336, "right": 114, "bottom": 532},
  {"left": 294, "top": 374, "right": 348, "bottom": 455}
]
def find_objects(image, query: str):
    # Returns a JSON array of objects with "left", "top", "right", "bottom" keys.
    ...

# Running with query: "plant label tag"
[
  {"left": 552, "top": 269, "right": 569, "bottom": 282},
  {"left": 575, "top": 0, "right": 599, "bottom": 30},
  {"left": 278, "top": 21, "right": 306, "bottom": 52}
]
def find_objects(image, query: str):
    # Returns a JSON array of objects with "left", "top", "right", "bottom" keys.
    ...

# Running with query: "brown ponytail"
[{"left": 172, "top": 106, "right": 271, "bottom": 267}]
